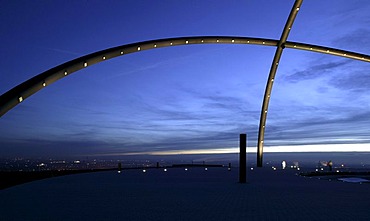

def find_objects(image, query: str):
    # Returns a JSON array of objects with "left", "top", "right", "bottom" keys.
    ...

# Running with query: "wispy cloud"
[
  {"left": 335, "top": 28, "right": 370, "bottom": 53},
  {"left": 282, "top": 60, "right": 351, "bottom": 83},
  {"left": 264, "top": 109, "right": 370, "bottom": 146},
  {"left": 38, "top": 46, "right": 81, "bottom": 56},
  {"left": 330, "top": 69, "right": 370, "bottom": 92}
]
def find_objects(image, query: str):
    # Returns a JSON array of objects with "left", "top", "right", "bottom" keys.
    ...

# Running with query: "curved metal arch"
[
  {"left": 257, "top": 0, "right": 303, "bottom": 167},
  {"left": 1, "top": 35, "right": 369, "bottom": 119},
  {"left": 0, "top": 36, "right": 279, "bottom": 117}
]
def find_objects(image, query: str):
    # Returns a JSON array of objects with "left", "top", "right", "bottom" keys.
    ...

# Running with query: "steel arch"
[
  {"left": 0, "top": 38, "right": 369, "bottom": 165},
  {"left": 257, "top": 0, "right": 303, "bottom": 167},
  {"left": 1, "top": 36, "right": 369, "bottom": 118}
]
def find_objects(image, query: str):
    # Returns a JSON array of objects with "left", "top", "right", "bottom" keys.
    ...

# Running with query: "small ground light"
[
  {"left": 143, "top": 169, "right": 146, "bottom": 173},
  {"left": 164, "top": 168, "right": 167, "bottom": 172},
  {"left": 185, "top": 168, "right": 188, "bottom": 171},
  {"left": 297, "top": 168, "right": 300, "bottom": 171},
  {"left": 336, "top": 170, "right": 340, "bottom": 173},
  {"left": 228, "top": 168, "right": 231, "bottom": 171},
  {"left": 205, "top": 168, "right": 208, "bottom": 171},
  {"left": 117, "top": 171, "right": 121, "bottom": 174},
  {"left": 251, "top": 167, "right": 254, "bottom": 171},
  {"left": 315, "top": 169, "right": 319, "bottom": 172},
  {"left": 282, "top": 161, "right": 286, "bottom": 169}
]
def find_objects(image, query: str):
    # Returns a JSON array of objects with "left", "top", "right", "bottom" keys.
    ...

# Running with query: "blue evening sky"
[{"left": 0, "top": 0, "right": 369, "bottom": 158}]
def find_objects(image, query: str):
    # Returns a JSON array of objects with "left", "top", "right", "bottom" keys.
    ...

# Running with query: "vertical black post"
[
  {"left": 118, "top": 162, "right": 122, "bottom": 173},
  {"left": 156, "top": 162, "right": 160, "bottom": 168},
  {"left": 239, "top": 134, "right": 247, "bottom": 183}
]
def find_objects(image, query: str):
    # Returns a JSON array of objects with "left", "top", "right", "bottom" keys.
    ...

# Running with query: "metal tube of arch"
[
  {"left": 2, "top": 33, "right": 369, "bottom": 119},
  {"left": 0, "top": 36, "right": 278, "bottom": 118},
  {"left": 257, "top": 0, "right": 303, "bottom": 167}
]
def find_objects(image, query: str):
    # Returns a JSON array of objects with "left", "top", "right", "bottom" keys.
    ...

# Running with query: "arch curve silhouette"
[
  {"left": 0, "top": 35, "right": 369, "bottom": 166},
  {"left": 1, "top": 36, "right": 368, "bottom": 118}
]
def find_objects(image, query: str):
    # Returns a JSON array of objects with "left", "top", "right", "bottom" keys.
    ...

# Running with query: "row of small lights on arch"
[
  {"left": 18, "top": 70, "right": 70, "bottom": 103},
  {"left": 18, "top": 30, "right": 366, "bottom": 104},
  {"left": 16, "top": 38, "right": 264, "bottom": 104},
  {"left": 257, "top": 6, "right": 301, "bottom": 142},
  {"left": 259, "top": 6, "right": 300, "bottom": 129},
  {"left": 292, "top": 45, "right": 367, "bottom": 60},
  {"left": 134, "top": 38, "right": 263, "bottom": 52},
  {"left": 78, "top": 38, "right": 269, "bottom": 77}
]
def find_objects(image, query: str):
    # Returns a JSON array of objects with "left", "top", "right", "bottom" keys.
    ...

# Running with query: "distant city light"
[{"left": 282, "top": 161, "right": 286, "bottom": 169}]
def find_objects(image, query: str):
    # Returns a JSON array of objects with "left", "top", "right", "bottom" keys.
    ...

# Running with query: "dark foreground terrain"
[{"left": 0, "top": 169, "right": 115, "bottom": 190}]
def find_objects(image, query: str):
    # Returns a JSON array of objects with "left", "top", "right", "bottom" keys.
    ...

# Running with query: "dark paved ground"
[{"left": 1, "top": 167, "right": 369, "bottom": 220}]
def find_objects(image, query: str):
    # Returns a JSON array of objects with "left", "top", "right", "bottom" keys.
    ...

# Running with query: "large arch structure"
[
  {"left": 1, "top": 36, "right": 369, "bottom": 157},
  {"left": 257, "top": 0, "right": 303, "bottom": 167},
  {"left": 1, "top": 36, "right": 369, "bottom": 118}
]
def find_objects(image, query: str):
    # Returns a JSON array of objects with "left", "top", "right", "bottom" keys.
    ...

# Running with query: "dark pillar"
[
  {"left": 239, "top": 134, "right": 247, "bottom": 183},
  {"left": 156, "top": 162, "right": 160, "bottom": 168},
  {"left": 118, "top": 162, "right": 122, "bottom": 173}
]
